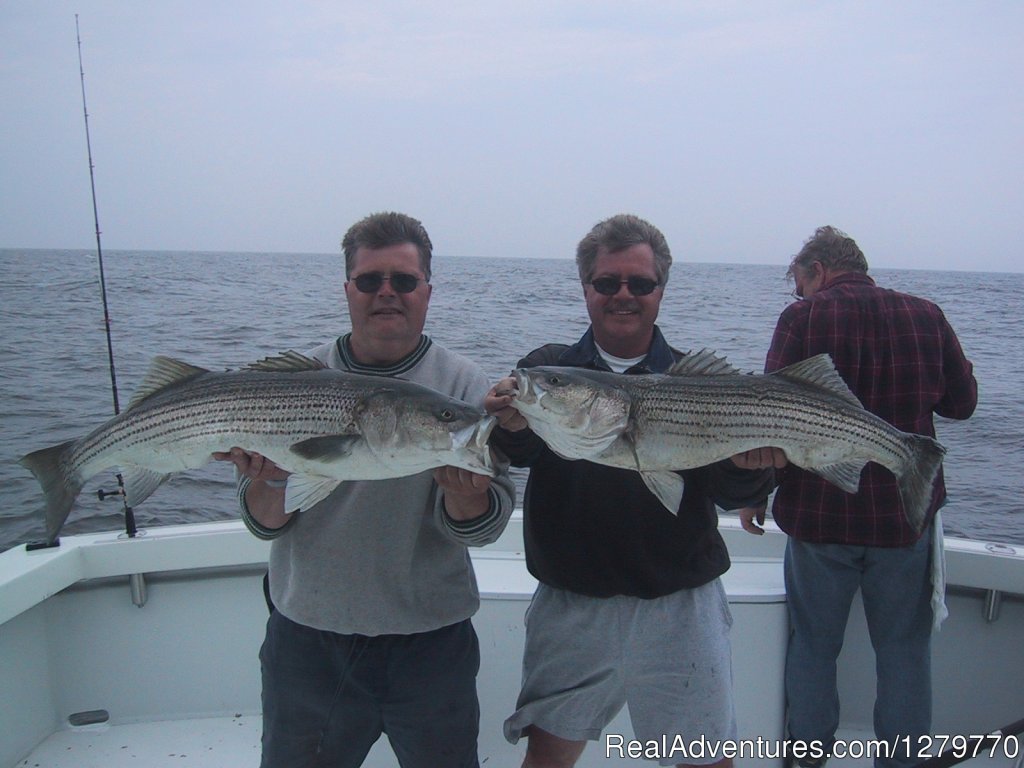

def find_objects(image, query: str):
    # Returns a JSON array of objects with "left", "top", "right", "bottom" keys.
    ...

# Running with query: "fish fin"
[
  {"left": 289, "top": 435, "right": 362, "bottom": 461},
  {"left": 284, "top": 475, "right": 342, "bottom": 514},
  {"left": 127, "top": 356, "right": 210, "bottom": 410},
  {"left": 896, "top": 433, "right": 946, "bottom": 534},
  {"left": 245, "top": 351, "right": 327, "bottom": 373},
  {"left": 640, "top": 471, "right": 685, "bottom": 515},
  {"left": 123, "top": 467, "right": 170, "bottom": 507},
  {"left": 581, "top": 431, "right": 627, "bottom": 457},
  {"left": 809, "top": 461, "right": 865, "bottom": 493},
  {"left": 19, "top": 439, "right": 83, "bottom": 543},
  {"left": 772, "top": 355, "right": 863, "bottom": 408},
  {"left": 667, "top": 349, "right": 744, "bottom": 376}
]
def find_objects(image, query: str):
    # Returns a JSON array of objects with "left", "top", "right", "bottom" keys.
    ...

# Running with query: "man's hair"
[
  {"left": 341, "top": 212, "right": 433, "bottom": 281},
  {"left": 789, "top": 225, "right": 869, "bottom": 280},
  {"left": 575, "top": 214, "right": 672, "bottom": 285}
]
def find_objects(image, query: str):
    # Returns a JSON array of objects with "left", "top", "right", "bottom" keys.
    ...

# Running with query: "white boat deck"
[{"left": 18, "top": 716, "right": 262, "bottom": 768}]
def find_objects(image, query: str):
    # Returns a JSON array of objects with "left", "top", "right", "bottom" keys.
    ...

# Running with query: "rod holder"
[
  {"left": 129, "top": 573, "right": 148, "bottom": 608},
  {"left": 982, "top": 589, "right": 1001, "bottom": 623}
]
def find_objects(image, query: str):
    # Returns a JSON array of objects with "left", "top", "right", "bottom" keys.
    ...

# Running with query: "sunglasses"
[
  {"left": 589, "top": 275, "right": 661, "bottom": 297},
  {"left": 351, "top": 272, "right": 425, "bottom": 294}
]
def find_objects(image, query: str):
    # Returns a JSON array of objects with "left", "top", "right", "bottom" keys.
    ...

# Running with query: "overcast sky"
[{"left": 2, "top": 2, "right": 1021, "bottom": 271}]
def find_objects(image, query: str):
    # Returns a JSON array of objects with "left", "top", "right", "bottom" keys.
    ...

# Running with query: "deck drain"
[{"left": 68, "top": 709, "right": 110, "bottom": 727}]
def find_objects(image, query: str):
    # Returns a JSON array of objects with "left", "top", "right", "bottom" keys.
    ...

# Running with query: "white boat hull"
[{"left": 1, "top": 516, "right": 1021, "bottom": 767}]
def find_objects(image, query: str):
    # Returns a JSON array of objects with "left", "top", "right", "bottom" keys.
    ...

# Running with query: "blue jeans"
[
  {"left": 259, "top": 611, "right": 481, "bottom": 768},
  {"left": 784, "top": 531, "right": 933, "bottom": 768}
]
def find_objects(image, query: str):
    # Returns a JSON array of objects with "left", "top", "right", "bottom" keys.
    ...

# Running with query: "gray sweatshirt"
[{"left": 240, "top": 335, "right": 515, "bottom": 636}]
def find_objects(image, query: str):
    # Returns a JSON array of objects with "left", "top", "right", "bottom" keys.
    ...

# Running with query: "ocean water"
[{"left": 1, "top": 249, "right": 1020, "bottom": 552}]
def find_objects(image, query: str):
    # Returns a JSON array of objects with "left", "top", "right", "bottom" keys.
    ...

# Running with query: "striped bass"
[
  {"left": 20, "top": 352, "right": 496, "bottom": 542},
  {"left": 510, "top": 350, "right": 945, "bottom": 533}
]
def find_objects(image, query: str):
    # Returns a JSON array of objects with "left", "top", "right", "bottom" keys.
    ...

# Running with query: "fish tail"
[
  {"left": 897, "top": 434, "right": 947, "bottom": 534},
  {"left": 18, "top": 439, "right": 84, "bottom": 543}
]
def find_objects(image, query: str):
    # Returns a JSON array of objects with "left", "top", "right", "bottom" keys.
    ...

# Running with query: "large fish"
[
  {"left": 20, "top": 351, "right": 496, "bottom": 542},
  {"left": 510, "top": 350, "right": 945, "bottom": 533}
]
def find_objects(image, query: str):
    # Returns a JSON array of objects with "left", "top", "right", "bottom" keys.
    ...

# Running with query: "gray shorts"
[{"left": 503, "top": 580, "right": 736, "bottom": 765}]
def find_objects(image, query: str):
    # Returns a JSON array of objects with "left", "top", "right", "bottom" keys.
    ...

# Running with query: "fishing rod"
[
  {"left": 75, "top": 15, "right": 141, "bottom": 551},
  {"left": 77, "top": 14, "right": 121, "bottom": 416}
]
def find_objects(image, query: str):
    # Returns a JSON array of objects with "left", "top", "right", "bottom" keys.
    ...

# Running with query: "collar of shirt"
[
  {"left": 557, "top": 325, "right": 677, "bottom": 373},
  {"left": 818, "top": 271, "right": 876, "bottom": 293},
  {"left": 334, "top": 332, "right": 432, "bottom": 376}
]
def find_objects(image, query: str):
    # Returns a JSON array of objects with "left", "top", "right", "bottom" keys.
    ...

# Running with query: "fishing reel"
[{"left": 97, "top": 473, "right": 140, "bottom": 539}]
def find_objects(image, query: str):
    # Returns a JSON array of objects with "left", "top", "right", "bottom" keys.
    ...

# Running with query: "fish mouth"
[
  {"left": 475, "top": 414, "right": 497, "bottom": 445},
  {"left": 451, "top": 415, "right": 497, "bottom": 475},
  {"left": 511, "top": 369, "right": 538, "bottom": 407}
]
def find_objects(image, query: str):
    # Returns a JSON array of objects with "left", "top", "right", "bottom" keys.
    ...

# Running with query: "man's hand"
[
  {"left": 739, "top": 503, "right": 768, "bottom": 536},
  {"left": 434, "top": 466, "right": 492, "bottom": 521},
  {"left": 730, "top": 447, "right": 788, "bottom": 470},
  {"left": 484, "top": 377, "right": 528, "bottom": 432},
  {"left": 213, "top": 448, "right": 292, "bottom": 530},
  {"left": 213, "top": 447, "right": 290, "bottom": 483}
]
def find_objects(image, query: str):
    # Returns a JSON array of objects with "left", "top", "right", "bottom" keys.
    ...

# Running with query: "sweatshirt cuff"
[
  {"left": 442, "top": 487, "right": 502, "bottom": 540},
  {"left": 238, "top": 475, "right": 296, "bottom": 540}
]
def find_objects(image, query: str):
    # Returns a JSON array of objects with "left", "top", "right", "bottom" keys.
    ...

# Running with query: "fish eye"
[
  {"left": 438, "top": 408, "right": 456, "bottom": 421},
  {"left": 546, "top": 374, "right": 563, "bottom": 386}
]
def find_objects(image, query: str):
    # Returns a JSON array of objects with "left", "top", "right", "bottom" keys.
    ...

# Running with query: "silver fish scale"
[
  {"left": 513, "top": 360, "right": 943, "bottom": 531},
  {"left": 70, "top": 372, "right": 370, "bottom": 476},
  {"left": 22, "top": 357, "right": 498, "bottom": 541},
  {"left": 630, "top": 376, "right": 910, "bottom": 468}
]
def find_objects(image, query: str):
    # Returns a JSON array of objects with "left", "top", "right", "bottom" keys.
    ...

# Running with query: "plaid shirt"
[{"left": 766, "top": 272, "right": 977, "bottom": 546}]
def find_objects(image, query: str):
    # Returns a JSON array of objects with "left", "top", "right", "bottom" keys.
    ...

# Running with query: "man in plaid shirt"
[{"left": 742, "top": 226, "right": 977, "bottom": 768}]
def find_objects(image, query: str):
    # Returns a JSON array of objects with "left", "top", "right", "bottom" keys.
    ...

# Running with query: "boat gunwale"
[{"left": 2, "top": 515, "right": 1022, "bottom": 627}]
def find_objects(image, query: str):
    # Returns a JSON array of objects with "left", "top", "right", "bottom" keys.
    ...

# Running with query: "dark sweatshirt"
[{"left": 492, "top": 327, "right": 775, "bottom": 599}]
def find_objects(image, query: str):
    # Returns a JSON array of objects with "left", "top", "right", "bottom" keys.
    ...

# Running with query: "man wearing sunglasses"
[
  {"left": 486, "top": 214, "right": 783, "bottom": 768},
  {"left": 217, "top": 212, "right": 515, "bottom": 768}
]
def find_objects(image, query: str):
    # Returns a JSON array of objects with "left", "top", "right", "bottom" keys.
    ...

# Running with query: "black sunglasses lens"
[
  {"left": 590, "top": 276, "right": 658, "bottom": 296},
  {"left": 628, "top": 277, "right": 658, "bottom": 296},
  {"left": 590, "top": 277, "right": 619, "bottom": 295},
  {"left": 353, "top": 273, "right": 384, "bottom": 293},
  {"left": 353, "top": 273, "right": 421, "bottom": 293},
  {"left": 389, "top": 273, "right": 420, "bottom": 293}
]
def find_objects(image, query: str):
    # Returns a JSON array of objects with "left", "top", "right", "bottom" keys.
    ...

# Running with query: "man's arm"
[
  {"left": 708, "top": 447, "right": 787, "bottom": 511},
  {"left": 213, "top": 448, "right": 294, "bottom": 539},
  {"left": 434, "top": 459, "right": 516, "bottom": 547},
  {"left": 936, "top": 315, "right": 978, "bottom": 420}
]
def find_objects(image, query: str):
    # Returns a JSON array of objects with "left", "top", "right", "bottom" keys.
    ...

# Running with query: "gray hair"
[
  {"left": 341, "top": 211, "right": 433, "bottom": 281},
  {"left": 575, "top": 214, "right": 672, "bottom": 285},
  {"left": 788, "top": 225, "right": 868, "bottom": 280}
]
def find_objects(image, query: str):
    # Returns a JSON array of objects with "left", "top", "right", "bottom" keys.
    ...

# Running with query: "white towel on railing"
[{"left": 931, "top": 511, "right": 949, "bottom": 632}]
